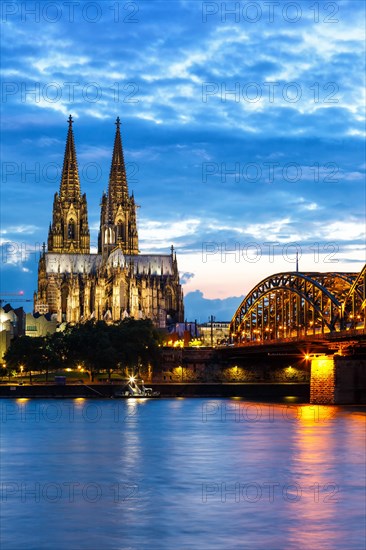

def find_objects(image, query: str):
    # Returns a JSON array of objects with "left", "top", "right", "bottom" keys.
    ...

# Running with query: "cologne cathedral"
[{"left": 34, "top": 116, "right": 184, "bottom": 327}]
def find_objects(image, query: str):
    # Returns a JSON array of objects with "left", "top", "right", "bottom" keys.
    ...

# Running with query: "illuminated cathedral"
[{"left": 34, "top": 116, "right": 184, "bottom": 327}]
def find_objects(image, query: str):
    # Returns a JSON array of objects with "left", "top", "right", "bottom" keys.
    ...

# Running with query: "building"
[
  {"left": 34, "top": 116, "right": 184, "bottom": 327},
  {"left": 25, "top": 312, "right": 58, "bottom": 337},
  {"left": 198, "top": 321, "right": 230, "bottom": 346},
  {"left": 0, "top": 304, "right": 25, "bottom": 363}
]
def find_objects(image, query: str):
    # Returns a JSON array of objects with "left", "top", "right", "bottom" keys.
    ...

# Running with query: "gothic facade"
[{"left": 34, "top": 116, "right": 184, "bottom": 327}]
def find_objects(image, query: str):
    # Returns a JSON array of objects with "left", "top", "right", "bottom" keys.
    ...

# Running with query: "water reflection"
[
  {"left": 284, "top": 405, "right": 340, "bottom": 549},
  {"left": 0, "top": 398, "right": 364, "bottom": 550}
]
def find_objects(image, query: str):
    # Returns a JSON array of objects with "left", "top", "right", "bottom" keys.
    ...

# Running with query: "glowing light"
[
  {"left": 173, "top": 340, "right": 184, "bottom": 348},
  {"left": 129, "top": 376, "right": 135, "bottom": 383},
  {"left": 189, "top": 338, "right": 202, "bottom": 347},
  {"left": 74, "top": 398, "right": 85, "bottom": 406},
  {"left": 311, "top": 355, "right": 335, "bottom": 379}
]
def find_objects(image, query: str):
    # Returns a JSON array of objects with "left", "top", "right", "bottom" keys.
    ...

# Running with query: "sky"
[{"left": 1, "top": 0, "right": 365, "bottom": 322}]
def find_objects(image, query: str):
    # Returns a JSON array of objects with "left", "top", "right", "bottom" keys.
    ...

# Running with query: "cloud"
[
  {"left": 1, "top": 0, "right": 365, "bottom": 306},
  {"left": 0, "top": 225, "right": 40, "bottom": 235},
  {"left": 184, "top": 290, "right": 244, "bottom": 322},
  {"left": 180, "top": 272, "right": 195, "bottom": 285},
  {"left": 138, "top": 219, "right": 201, "bottom": 250}
]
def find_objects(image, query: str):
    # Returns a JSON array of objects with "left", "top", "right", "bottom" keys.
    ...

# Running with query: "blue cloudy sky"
[{"left": 1, "top": 0, "right": 365, "bottom": 321}]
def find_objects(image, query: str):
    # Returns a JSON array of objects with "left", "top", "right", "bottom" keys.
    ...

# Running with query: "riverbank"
[{"left": 0, "top": 382, "right": 310, "bottom": 401}]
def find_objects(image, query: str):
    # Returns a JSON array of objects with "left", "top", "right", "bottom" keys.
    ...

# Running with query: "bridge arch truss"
[{"left": 230, "top": 268, "right": 365, "bottom": 343}]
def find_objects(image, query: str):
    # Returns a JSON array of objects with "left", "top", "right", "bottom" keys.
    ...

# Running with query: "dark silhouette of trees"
[{"left": 4, "top": 319, "right": 162, "bottom": 382}]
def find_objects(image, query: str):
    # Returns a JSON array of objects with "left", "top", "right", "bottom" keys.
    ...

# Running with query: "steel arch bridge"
[{"left": 230, "top": 265, "right": 366, "bottom": 343}]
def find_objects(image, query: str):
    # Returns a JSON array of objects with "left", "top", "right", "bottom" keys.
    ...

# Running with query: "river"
[{"left": 1, "top": 398, "right": 365, "bottom": 549}]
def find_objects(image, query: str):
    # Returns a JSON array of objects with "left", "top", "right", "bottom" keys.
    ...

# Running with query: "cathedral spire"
[
  {"left": 107, "top": 117, "right": 129, "bottom": 220},
  {"left": 98, "top": 118, "right": 138, "bottom": 256},
  {"left": 47, "top": 116, "right": 90, "bottom": 254},
  {"left": 60, "top": 115, "right": 81, "bottom": 201}
]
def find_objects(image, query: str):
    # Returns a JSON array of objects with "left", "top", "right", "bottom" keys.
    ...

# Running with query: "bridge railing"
[{"left": 229, "top": 327, "right": 365, "bottom": 347}]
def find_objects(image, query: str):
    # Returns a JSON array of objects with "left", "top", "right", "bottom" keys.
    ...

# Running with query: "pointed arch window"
[
  {"left": 68, "top": 219, "right": 75, "bottom": 239},
  {"left": 61, "top": 284, "right": 69, "bottom": 316},
  {"left": 117, "top": 221, "right": 125, "bottom": 241},
  {"left": 166, "top": 289, "right": 173, "bottom": 311}
]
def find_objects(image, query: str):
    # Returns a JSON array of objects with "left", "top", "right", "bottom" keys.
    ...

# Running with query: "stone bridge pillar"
[
  {"left": 310, "top": 354, "right": 366, "bottom": 404},
  {"left": 310, "top": 356, "right": 335, "bottom": 404}
]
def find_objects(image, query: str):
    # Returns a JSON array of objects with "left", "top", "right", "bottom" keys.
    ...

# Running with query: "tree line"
[{"left": 4, "top": 319, "right": 163, "bottom": 382}]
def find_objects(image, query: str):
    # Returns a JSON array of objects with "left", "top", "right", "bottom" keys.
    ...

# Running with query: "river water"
[{"left": 1, "top": 398, "right": 365, "bottom": 550}]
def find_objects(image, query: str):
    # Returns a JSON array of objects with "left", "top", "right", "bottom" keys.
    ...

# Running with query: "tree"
[
  {"left": 63, "top": 321, "right": 117, "bottom": 381},
  {"left": 5, "top": 318, "right": 163, "bottom": 384},
  {"left": 4, "top": 336, "right": 44, "bottom": 382},
  {"left": 41, "top": 332, "right": 68, "bottom": 381},
  {"left": 111, "top": 319, "right": 162, "bottom": 377}
]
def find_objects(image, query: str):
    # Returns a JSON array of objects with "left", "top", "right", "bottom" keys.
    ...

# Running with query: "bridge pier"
[{"left": 310, "top": 355, "right": 366, "bottom": 404}]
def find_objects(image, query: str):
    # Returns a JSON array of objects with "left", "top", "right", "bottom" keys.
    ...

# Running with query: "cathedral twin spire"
[
  {"left": 59, "top": 115, "right": 81, "bottom": 202},
  {"left": 107, "top": 116, "right": 129, "bottom": 219},
  {"left": 47, "top": 115, "right": 89, "bottom": 254},
  {"left": 48, "top": 116, "right": 138, "bottom": 257},
  {"left": 99, "top": 116, "right": 139, "bottom": 256}
]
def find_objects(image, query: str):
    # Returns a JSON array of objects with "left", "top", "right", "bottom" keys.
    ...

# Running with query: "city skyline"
[{"left": 1, "top": 1, "right": 365, "bottom": 321}]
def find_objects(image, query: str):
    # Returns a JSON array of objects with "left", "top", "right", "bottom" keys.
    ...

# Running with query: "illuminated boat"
[{"left": 114, "top": 376, "right": 160, "bottom": 398}]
